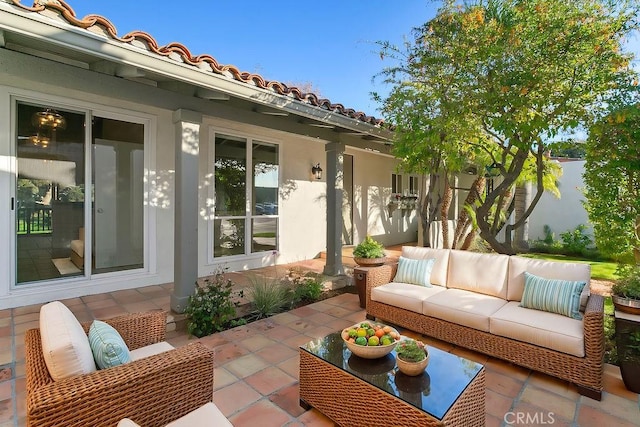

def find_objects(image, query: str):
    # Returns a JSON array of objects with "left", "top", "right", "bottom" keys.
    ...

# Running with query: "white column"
[
  {"left": 171, "top": 109, "right": 202, "bottom": 313},
  {"left": 323, "top": 142, "right": 345, "bottom": 276}
]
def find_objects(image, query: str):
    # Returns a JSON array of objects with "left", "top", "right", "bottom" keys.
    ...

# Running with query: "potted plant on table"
[
  {"left": 612, "top": 264, "right": 640, "bottom": 392},
  {"left": 352, "top": 236, "right": 386, "bottom": 267},
  {"left": 395, "top": 339, "right": 429, "bottom": 376}
]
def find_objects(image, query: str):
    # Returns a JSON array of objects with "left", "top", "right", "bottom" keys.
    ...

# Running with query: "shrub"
[
  {"left": 283, "top": 267, "right": 324, "bottom": 303},
  {"left": 542, "top": 224, "right": 555, "bottom": 244},
  {"left": 249, "top": 275, "right": 294, "bottom": 319},
  {"left": 560, "top": 224, "right": 593, "bottom": 255},
  {"left": 612, "top": 265, "right": 640, "bottom": 300},
  {"left": 186, "top": 267, "right": 243, "bottom": 338},
  {"left": 353, "top": 236, "right": 385, "bottom": 259}
]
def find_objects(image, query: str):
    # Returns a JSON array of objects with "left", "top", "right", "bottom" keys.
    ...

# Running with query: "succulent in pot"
[
  {"left": 395, "top": 339, "right": 429, "bottom": 376},
  {"left": 353, "top": 236, "right": 386, "bottom": 267},
  {"left": 612, "top": 265, "right": 640, "bottom": 315}
]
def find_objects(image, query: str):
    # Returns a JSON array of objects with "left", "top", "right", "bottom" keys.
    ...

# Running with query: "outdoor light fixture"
[
  {"left": 311, "top": 163, "right": 323, "bottom": 180},
  {"left": 484, "top": 162, "right": 501, "bottom": 178}
]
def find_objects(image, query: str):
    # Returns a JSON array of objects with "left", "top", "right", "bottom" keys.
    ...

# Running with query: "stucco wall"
[{"left": 528, "top": 160, "right": 591, "bottom": 240}]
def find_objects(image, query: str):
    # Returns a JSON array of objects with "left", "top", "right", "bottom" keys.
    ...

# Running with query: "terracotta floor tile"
[
  {"left": 277, "top": 355, "right": 300, "bottom": 379},
  {"left": 269, "top": 383, "right": 306, "bottom": 417},
  {"left": 288, "top": 306, "right": 319, "bottom": 318},
  {"left": 485, "top": 413, "right": 503, "bottom": 427},
  {"left": 244, "top": 366, "right": 296, "bottom": 396},
  {"left": 13, "top": 321, "right": 38, "bottom": 335},
  {"left": 581, "top": 391, "right": 640, "bottom": 424},
  {"left": 449, "top": 347, "right": 489, "bottom": 365},
  {"left": 214, "top": 367, "right": 238, "bottom": 391},
  {"left": 485, "top": 370, "right": 526, "bottom": 398},
  {"left": 295, "top": 408, "right": 336, "bottom": 426},
  {"left": 484, "top": 357, "right": 531, "bottom": 382},
  {"left": 238, "top": 334, "right": 276, "bottom": 352},
  {"left": 528, "top": 371, "right": 580, "bottom": 400},
  {"left": 305, "top": 312, "right": 336, "bottom": 326},
  {"left": 486, "top": 389, "right": 514, "bottom": 419},
  {"left": 0, "top": 399, "right": 13, "bottom": 423},
  {"left": 12, "top": 313, "right": 39, "bottom": 325},
  {"left": 323, "top": 306, "right": 353, "bottom": 318},
  {"left": 510, "top": 401, "right": 572, "bottom": 427},
  {"left": 263, "top": 324, "right": 299, "bottom": 341},
  {"left": 198, "top": 333, "right": 230, "bottom": 349},
  {"left": 90, "top": 306, "right": 128, "bottom": 319},
  {"left": 12, "top": 305, "right": 41, "bottom": 316},
  {"left": 255, "top": 343, "right": 298, "bottom": 365},
  {"left": 224, "top": 354, "right": 270, "bottom": 379},
  {"left": 284, "top": 334, "right": 316, "bottom": 350},
  {"left": 519, "top": 385, "right": 577, "bottom": 421},
  {"left": 213, "top": 342, "right": 251, "bottom": 367},
  {"left": 303, "top": 325, "right": 335, "bottom": 340},
  {"left": 214, "top": 381, "right": 262, "bottom": 417},
  {"left": 603, "top": 364, "right": 639, "bottom": 401},
  {"left": 577, "top": 403, "right": 640, "bottom": 427},
  {"left": 228, "top": 399, "right": 292, "bottom": 427},
  {"left": 85, "top": 298, "right": 118, "bottom": 310},
  {"left": 0, "top": 382, "right": 10, "bottom": 401}
]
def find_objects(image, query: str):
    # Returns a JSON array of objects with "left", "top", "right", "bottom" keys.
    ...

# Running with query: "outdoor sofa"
[
  {"left": 25, "top": 303, "right": 214, "bottom": 427},
  {"left": 365, "top": 247, "right": 604, "bottom": 400}
]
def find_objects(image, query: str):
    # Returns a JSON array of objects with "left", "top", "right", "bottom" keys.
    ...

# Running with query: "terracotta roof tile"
[{"left": 12, "top": 0, "right": 387, "bottom": 128}]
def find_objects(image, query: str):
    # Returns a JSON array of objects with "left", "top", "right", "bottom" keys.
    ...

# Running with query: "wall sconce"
[
  {"left": 311, "top": 163, "right": 323, "bottom": 180},
  {"left": 484, "top": 162, "right": 501, "bottom": 178}
]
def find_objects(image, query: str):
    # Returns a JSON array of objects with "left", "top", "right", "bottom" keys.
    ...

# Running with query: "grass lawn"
[{"left": 519, "top": 253, "right": 618, "bottom": 281}]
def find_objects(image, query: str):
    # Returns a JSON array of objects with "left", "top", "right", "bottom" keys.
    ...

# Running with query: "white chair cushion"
[
  {"left": 129, "top": 341, "right": 175, "bottom": 361},
  {"left": 507, "top": 256, "right": 590, "bottom": 310},
  {"left": 371, "top": 282, "right": 446, "bottom": 314},
  {"left": 447, "top": 250, "right": 510, "bottom": 299},
  {"left": 401, "top": 246, "right": 450, "bottom": 286},
  {"left": 118, "top": 419, "right": 140, "bottom": 427},
  {"left": 490, "top": 301, "right": 585, "bottom": 357},
  {"left": 166, "top": 402, "right": 233, "bottom": 427},
  {"left": 422, "top": 288, "right": 508, "bottom": 332},
  {"left": 39, "top": 301, "right": 97, "bottom": 381}
]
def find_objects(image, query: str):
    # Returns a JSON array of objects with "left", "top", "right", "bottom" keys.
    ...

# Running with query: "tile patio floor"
[{"left": 3, "top": 256, "right": 640, "bottom": 426}]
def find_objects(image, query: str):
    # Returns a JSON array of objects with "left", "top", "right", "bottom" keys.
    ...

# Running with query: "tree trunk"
[
  {"left": 513, "top": 182, "right": 532, "bottom": 252},
  {"left": 419, "top": 173, "right": 441, "bottom": 247},
  {"left": 441, "top": 175, "right": 453, "bottom": 249},
  {"left": 453, "top": 176, "right": 485, "bottom": 249}
]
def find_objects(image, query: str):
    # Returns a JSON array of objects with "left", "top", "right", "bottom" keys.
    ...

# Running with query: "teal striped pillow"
[
  {"left": 393, "top": 257, "right": 435, "bottom": 287},
  {"left": 88, "top": 320, "right": 131, "bottom": 369},
  {"left": 519, "top": 272, "right": 586, "bottom": 320}
]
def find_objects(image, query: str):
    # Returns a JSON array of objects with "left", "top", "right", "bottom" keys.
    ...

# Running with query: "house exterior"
[{"left": 0, "top": 0, "right": 419, "bottom": 310}]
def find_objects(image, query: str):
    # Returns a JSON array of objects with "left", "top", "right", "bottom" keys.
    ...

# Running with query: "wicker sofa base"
[
  {"left": 299, "top": 350, "right": 485, "bottom": 426},
  {"left": 367, "top": 297, "right": 604, "bottom": 400}
]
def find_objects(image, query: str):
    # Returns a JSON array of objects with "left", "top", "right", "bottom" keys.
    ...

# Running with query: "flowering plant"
[{"left": 396, "top": 339, "right": 427, "bottom": 363}]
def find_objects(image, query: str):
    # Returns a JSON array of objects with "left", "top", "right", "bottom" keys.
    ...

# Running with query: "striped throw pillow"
[
  {"left": 393, "top": 256, "right": 435, "bottom": 287},
  {"left": 88, "top": 320, "right": 131, "bottom": 369},
  {"left": 519, "top": 272, "right": 586, "bottom": 320}
]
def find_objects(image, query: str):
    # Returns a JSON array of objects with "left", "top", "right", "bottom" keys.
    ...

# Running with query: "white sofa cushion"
[
  {"left": 422, "top": 288, "right": 508, "bottom": 332},
  {"left": 371, "top": 282, "right": 447, "bottom": 314},
  {"left": 130, "top": 341, "right": 175, "bottom": 361},
  {"left": 39, "top": 301, "right": 97, "bottom": 380},
  {"left": 447, "top": 250, "right": 510, "bottom": 299},
  {"left": 507, "top": 256, "right": 590, "bottom": 310},
  {"left": 401, "top": 246, "right": 450, "bottom": 286},
  {"left": 118, "top": 403, "right": 232, "bottom": 427},
  {"left": 490, "top": 301, "right": 585, "bottom": 357}
]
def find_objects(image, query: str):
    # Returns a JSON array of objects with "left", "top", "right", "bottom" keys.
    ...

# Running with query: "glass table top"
[{"left": 300, "top": 332, "right": 483, "bottom": 420}]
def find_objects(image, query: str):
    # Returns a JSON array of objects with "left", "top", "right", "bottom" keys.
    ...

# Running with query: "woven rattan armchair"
[{"left": 25, "top": 311, "right": 214, "bottom": 427}]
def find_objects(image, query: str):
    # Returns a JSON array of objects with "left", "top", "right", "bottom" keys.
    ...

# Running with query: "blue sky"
[
  {"left": 67, "top": 1, "right": 639, "bottom": 120},
  {"left": 68, "top": 1, "right": 438, "bottom": 117}
]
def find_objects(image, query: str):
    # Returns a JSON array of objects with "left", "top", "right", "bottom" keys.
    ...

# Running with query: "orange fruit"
[{"left": 375, "top": 329, "right": 385, "bottom": 338}]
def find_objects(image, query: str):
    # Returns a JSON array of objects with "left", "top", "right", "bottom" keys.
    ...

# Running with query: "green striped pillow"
[
  {"left": 519, "top": 272, "right": 586, "bottom": 320},
  {"left": 88, "top": 320, "right": 131, "bottom": 369},
  {"left": 393, "top": 257, "right": 435, "bottom": 287}
]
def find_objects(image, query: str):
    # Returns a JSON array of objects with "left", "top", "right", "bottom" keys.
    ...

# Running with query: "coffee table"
[{"left": 299, "top": 332, "right": 485, "bottom": 426}]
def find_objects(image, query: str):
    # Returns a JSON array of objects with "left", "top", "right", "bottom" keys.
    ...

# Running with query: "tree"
[
  {"left": 375, "top": 0, "right": 639, "bottom": 254},
  {"left": 584, "top": 104, "right": 640, "bottom": 263}
]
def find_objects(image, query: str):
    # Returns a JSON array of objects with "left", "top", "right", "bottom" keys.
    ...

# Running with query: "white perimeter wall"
[{"left": 528, "top": 160, "right": 591, "bottom": 240}]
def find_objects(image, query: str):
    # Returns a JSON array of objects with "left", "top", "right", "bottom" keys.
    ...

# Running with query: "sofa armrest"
[
  {"left": 81, "top": 311, "right": 167, "bottom": 350},
  {"left": 364, "top": 263, "right": 398, "bottom": 307},
  {"left": 27, "top": 337, "right": 213, "bottom": 427},
  {"left": 583, "top": 294, "right": 605, "bottom": 361}
]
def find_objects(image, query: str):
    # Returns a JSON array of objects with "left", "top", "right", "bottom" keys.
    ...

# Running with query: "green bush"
[
  {"left": 353, "top": 236, "right": 385, "bottom": 259},
  {"left": 612, "top": 265, "right": 640, "bottom": 300},
  {"left": 283, "top": 267, "right": 324, "bottom": 302},
  {"left": 560, "top": 224, "right": 593, "bottom": 255},
  {"left": 186, "top": 267, "right": 243, "bottom": 338},
  {"left": 249, "top": 275, "right": 294, "bottom": 319}
]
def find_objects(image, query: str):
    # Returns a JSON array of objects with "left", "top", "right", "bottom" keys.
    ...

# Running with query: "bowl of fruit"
[{"left": 341, "top": 322, "right": 401, "bottom": 359}]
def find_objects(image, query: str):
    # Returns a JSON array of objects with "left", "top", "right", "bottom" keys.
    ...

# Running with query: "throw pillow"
[
  {"left": 39, "top": 301, "right": 97, "bottom": 380},
  {"left": 393, "top": 257, "right": 435, "bottom": 287},
  {"left": 519, "top": 272, "right": 586, "bottom": 320},
  {"left": 88, "top": 320, "right": 132, "bottom": 369}
]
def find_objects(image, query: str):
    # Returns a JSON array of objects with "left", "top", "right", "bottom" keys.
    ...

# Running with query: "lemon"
[
  {"left": 368, "top": 336, "right": 380, "bottom": 346},
  {"left": 356, "top": 328, "right": 367, "bottom": 337}
]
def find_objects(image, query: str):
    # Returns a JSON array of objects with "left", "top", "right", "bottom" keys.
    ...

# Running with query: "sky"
[
  {"left": 67, "top": 1, "right": 439, "bottom": 118},
  {"left": 66, "top": 1, "right": 639, "bottom": 120}
]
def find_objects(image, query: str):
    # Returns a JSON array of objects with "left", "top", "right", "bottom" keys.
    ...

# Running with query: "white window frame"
[{"left": 207, "top": 127, "right": 281, "bottom": 264}]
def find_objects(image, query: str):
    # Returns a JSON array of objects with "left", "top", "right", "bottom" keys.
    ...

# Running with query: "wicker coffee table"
[{"left": 299, "top": 332, "right": 485, "bottom": 426}]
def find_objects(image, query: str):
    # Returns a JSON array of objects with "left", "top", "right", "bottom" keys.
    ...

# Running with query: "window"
[
  {"left": 409, "top": 176, "right": 419, "bottom": 196},
  {"left": 212, "top": 133, "right": 279, "bottom": 258},
  {"left": 391, "top": 173, "right": 403, "bottom": 194}
]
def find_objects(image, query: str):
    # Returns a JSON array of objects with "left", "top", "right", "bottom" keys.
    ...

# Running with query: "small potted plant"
[
  {"left": 612, "top": 265, "right": 640, "bottom": 315},
  {"left": 395, "top": 339, "right": 429, "bottom": 376},
  {"left": 352, "top": 236, "right": 386, "bottom": 267}
]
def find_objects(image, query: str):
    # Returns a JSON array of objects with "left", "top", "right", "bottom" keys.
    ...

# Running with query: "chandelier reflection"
[
  {"left": 31, "top": 109, "right": 67, "bottom": 130},
  {"left": 29, "top": 134, "right": 51, "bottom": 148}
]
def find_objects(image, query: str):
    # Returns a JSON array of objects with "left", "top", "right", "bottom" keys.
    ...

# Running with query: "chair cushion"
[
  {"left": 393, "top": 257, "right": 435, "bottom": 287},
  {"left": 39, "top": 301, "right": 97, "bottom": 381},
  {"left": 401, "top": 247, "right": 450, "bottom": 286},
  {"left": 117, "top": 419, "right": 140, "bottom": 427},
  {"left": 371, "top": 283, "right": 446, "bottom": 314},
  {"left": 166, "top": 402, "right": 233, "bottom": 427},
  {"left": 507, "top": 256, "right": 590, "bottom": 310},
  {"left": 130, "top": 341, "right": 175, "bottom": 361},
  {"left": 70, "top": 239, "right": 84, "bottom": 258},
  {"left": 447, "top": 250, "right": 510, "bottom": 299},
  {"left": 519, "top": 272, "right": 586, "bottom": 320},
  {"left": 490, "top": 301, "right": 585, "bottom": 357},
  {"left": 422, "top": 288, "right": 508, "bottom": 332},
  {"left": 88, "top": 320, "right": 132, "bottom": 369}
]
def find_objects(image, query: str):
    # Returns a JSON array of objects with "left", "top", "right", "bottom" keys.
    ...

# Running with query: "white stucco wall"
[{"left": 528, "top": 160, "right": 591, "bottom": 241}]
